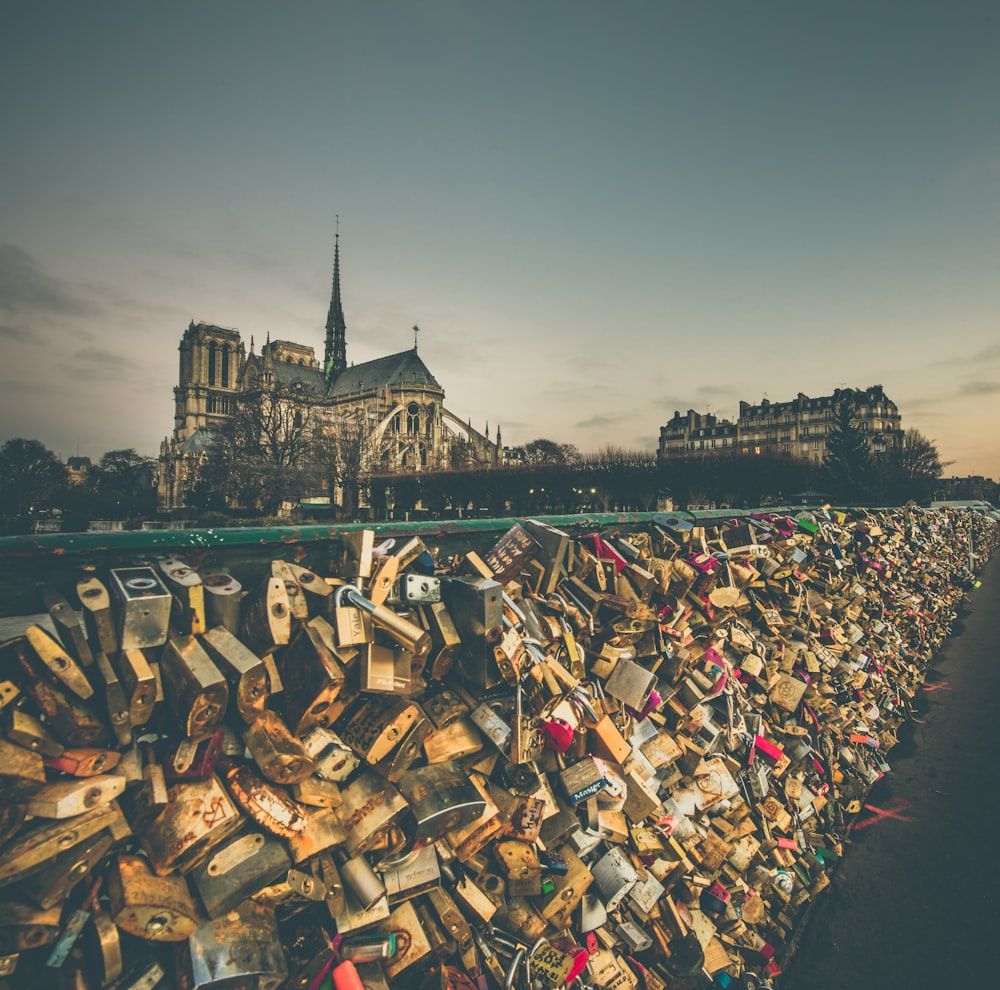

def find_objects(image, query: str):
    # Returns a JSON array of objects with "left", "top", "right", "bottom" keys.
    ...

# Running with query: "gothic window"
[
  {"left": 208, "top": 342, "right": 217, "bottom": 385},
  {"left": 390, "top": 412, "right": 401, "bottom": 434},
  {"left": 419, "top": 443, "right": 428, "bottom": 466},
  {"left": 221, "top": 344, "right": 230, "bottom": 388},
  {"left": 293, "top": 410, "right": 303, "bottom": 428},
  {"left": 406, "top": 402, "right": 420, "bottom": 435}
]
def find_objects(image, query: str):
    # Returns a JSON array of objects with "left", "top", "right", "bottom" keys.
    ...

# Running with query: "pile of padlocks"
[{"left": 0, "top": 506, "right": 995, "bottom": 990}]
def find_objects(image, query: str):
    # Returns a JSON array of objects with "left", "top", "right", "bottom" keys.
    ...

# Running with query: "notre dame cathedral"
[{"left": 157, "top": 234, "right": 500, "bottom": 512}]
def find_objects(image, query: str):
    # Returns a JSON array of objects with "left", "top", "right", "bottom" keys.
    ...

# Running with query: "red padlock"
[{"left": 542, "top": 717, "right": 575, "bottom": 753}]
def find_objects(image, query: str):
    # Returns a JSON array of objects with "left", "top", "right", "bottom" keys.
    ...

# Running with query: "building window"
[
  {"left": 407, "top": 402, "right": 420, "bottom": 435},
  {"left": 221, "top": 344, "right": 230, "bottom": 388},
  {"left": 208, "top": 341, "right": 217, "bottom": 385}
]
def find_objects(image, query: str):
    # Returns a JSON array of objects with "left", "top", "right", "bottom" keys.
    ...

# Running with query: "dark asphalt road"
[{"left": 782, "top": 549, "right": 1000, "bottom": 990}]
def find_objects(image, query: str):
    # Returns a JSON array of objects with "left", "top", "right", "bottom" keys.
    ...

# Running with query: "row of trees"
[
  {"left": 0, "top": 438, "right": 156, "bottom": 532},
  {"left": 1, "top": 394, "right": 947, "bottom": 532}
]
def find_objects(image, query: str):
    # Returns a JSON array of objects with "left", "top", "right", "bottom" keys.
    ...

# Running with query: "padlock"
[
  {"left": 336, "top": 771, "right": 411, "bottom": 857},
  {"left": 92, "top": 650, "right": 133, "bottom": 746},
  {"left": 175, "top": 900, "right": 288, "bottom": 990},
  {"left": 252, "top": 865, "right": 327, "bottom": 920},
  {"left": 24, "top": 623, "right": 93, "bottom": 700},
  {"left": 358, "top": 642, "right": 413, "bottom": 695},
  {"left": 510, "top": 682, "right": 543, "bottom": 765},
  {"left": 105, "top": 853, "right": 199, "bottom": 942},
  {"left": 25, "top": 773, "right": 126, "bottom": 819},
  {"left": 200, "top": 571, "right": 243, "bottom": 634},
  {"left": 76, "top": 574, "right": 119, "bottom": 656},
  {"left": 338, "top": 694, "right": 423, "bottom": 765},
  {"left": 159, "top": 557, "right": 207, "bottom": 635},
  {"left": 440, "top": 576, "right": 504, "bottom": 688},
  {"left": 218, "top": 756, "right": 309, "bottom": 839},
  {"left": 418, "top": 600, "right": 463, "bottom": 679},
  {"left": 285, "top": 561, "right": 334, "bottom": 616},
  {"left": 332, "top": 584, "right": 375, "bottom": 647},
  {"left": 240, "top": 711, "right": 314, "bottom": 786},
  {"left": 85, "top": 908, "right": 124, "bottom": 986},
  {"left": 469, "top": 700, "right": 512, "bottom": 752},
  {"left": 18, "top": 830, "right": 113, "bottom": 910},
  {"left": 442, "top": 772, "right": 503, "bottom": 864},
  {"left": 241, "top": 575, "right": 292, "bottom": 652},
  {"left": 390, "top": 572, "right": 442, "bottom": 605},
  {"left": 591, "top": 845, "right": 639, "bottom": 911},
  {"left": 0, "top": 736, "right": 46, "bottom": 802},
  {"left": 117, "top": 648, "right": 157, "bottom": 726},
  {"left": 0, "top": 898, "right": 61, "bottom": 953},
  {"left": 8, "top": 639, "right": 108, "bottom": 748},
  {"left": 163, "top": 728, "right": 224, "bottom": 782},
  {"left": 337, "top": 587, "right": 431, "bottom": 659},
  {"left": 423, "top": 717, "right": 484, "bottom": 765},
  {"left": 109, "top": 566, "right": 173, "bottom": 650},
  {"left": 298, "top": 725, "right": 359, "bottom": 783},
  {"left": 188, "top": 831, "right": 293, "bottom": 918},
  {"left": 381, "top": 843, "right": 440, "bottom": 906},
  {"left": 275, "top": 617, "right": 348, "bottom": 736},
  {"left": 271, "top": 559, "right": 309, "bottom": 622},
  {"left": 158, "top": 634, "right": 227, "bottom": 742},
  {"left": 397, "top": 761, "right": 487, "bottom": 840},
  {"left": 0, "top": 802, "right": 130, "bottom": 889},
  {"left": 42, "top": 589, "right": 94, "bottom": 668},
  {"left": 494, "top": 839, "right": 542, "bottom": 897},
  {"left": 44, "top": 745, "right": 120, "bottom": 777},
  {"left": 373, "top": 712, "right": 433, "bottom": 783},
  {"left": 141, "top": 775, "right": 242, "bottom": 876},
  {"left": 200, "top": 625, "right": 270, "bottom": 723}
]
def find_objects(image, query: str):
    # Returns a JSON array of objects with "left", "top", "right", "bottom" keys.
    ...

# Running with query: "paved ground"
[{"left": 783, "top": 549, "right": 1000, "bottom": 989}]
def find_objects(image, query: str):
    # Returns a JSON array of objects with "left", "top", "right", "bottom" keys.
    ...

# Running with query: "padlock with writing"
[
  {"left": 218, "top": 755, "right": 309, "bottom": 839},
  {"left": 189, "top": 830, "right": 293, "bottom": 918},
  {"left": 397, "top": 761, "right": 487, "bottom": 840},
  {"left": 105, "top": 853, "right": 199, "bottom": 942}
]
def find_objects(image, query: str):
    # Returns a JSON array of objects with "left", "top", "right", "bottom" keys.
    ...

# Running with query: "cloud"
[
  {"left": 575, "top": 414, "right": 626, "bottom": 429},
  {"left": 0, "top": 244, "right": 99, "bottom": 318},
  {"left": 55, "top": 347, "right": 139, "bottom": 382},
  {"left": 932, "top": 342, "right": 1000, "bottom": 368},
  {"left": 963, "top": 380, "right": 1000, "bottom": 396},
  {"left": 0, "top": 324, "right": 29, "bottom": 340}
]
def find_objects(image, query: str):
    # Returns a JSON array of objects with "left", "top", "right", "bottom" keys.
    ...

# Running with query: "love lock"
[{"left": 542, "top": 717, "right": 575, "bottom": 753}]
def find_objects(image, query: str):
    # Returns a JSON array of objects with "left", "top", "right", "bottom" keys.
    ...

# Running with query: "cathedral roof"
[
  {"left": 178, "top": 427, "right": 219, "bottom": 453},
  {"left": 269, "top": 360, "right": 328, "bottom": 393},
  {"left": 327, "top": 348, "right": 442, "bottom": 397}
]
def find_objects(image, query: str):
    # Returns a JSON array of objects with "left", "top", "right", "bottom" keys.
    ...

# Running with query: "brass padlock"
[
  {"left": 18, "top": 831, "right": 113, "bottom": 910},
  {"left": 0, "top": 802, "right": 130, "bottom": 888},
  {"left": 25, "top": 774, "right": 125, "bottom": 819},
  {"left": 159, "top": 557, "right": 207, "bottom": 635},
  {"left": 43, "top": 589, "right": 94, "bottom": 668},
  {"left": 440, "top": 577, "right": 504, "bottom": 688},
  {"left": 418, "top": 600, "right": 463, "bottom": 679},
  {"left": 92, "top": 650, "right": 133, "bottom": 746},
  {"left": 275, "top": 617, "right": 347, "bottom": 737},
  {"left": 358, "top": 642, "right": 413, "bottom": 695},
  {"left": 271, "top": 559, "right": 309, "bottom": 622},
  {"left": 284, "top": 561, "right": 333, "bottom": 617},
  {"left": 106, "top": 853, "right": 199, "bottom": 942},
  {"left": 109, "top": 566, "right": 172, "bottom": 650},
  {"left": 117, "top": 649, "right": 157, "bottom": 726},
  {"left": 338, "top": 587, "right": 431, "bottom": 659},
  {"left": 381, "top": 843, "right": 440, "bottom": 907},
  {"left": 241, "top": 575, "right": 292, "bottom": 652},
  {"left": 201, "top": 625, "right": 270, "bottom": 723},
  {"left": 336, "top": 771, "right": 410, "bottom": 857},
  {"left": 24, "top": 623, "right": 93, "bottom": 701},
  {"left": 0, "top": 897, "right": 61, "bottom": 954},
  {"left": 76, "top": 574, "right": 118, "bottom": 656},
  {"left": 338, "top": 695, "right": 423, "bottom": 765},
  {"left": 333, "top": 584, "right": 374, "bottom": 646},
  {"left": 495, "top": 839, "right": 542, "bottom": 897},
  {"left": 45, "top": 745, "right": 119, "bottom": 778},
  {"left": 159, "top": 634, "right": 228, "bottom": 741},
  {"left": 241, "top": 711, "right": 314, "bottom": 785},
  {"left": 201, "top": 571, "right": 243, "bottom": 634},
  {"left": 0, "top": 736, "right": 46, "bottom": 801},
  {"left": 141, "top": 775, "right": 242, "bottom": 876},
  {"left": 218, "top": 756, "right": 309, "bottom": 839},
  {"left": 373, "top": 712, "right": 432, "bottom": 783}
]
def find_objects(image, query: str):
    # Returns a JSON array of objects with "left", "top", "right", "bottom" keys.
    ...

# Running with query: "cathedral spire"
[{"left": 324, "top": 218, "right": 347, "bottom": 382}]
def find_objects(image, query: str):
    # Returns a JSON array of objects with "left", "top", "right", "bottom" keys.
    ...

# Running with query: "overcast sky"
[{"left": 1, "top": 1, "right": 998, "bottom": 478}]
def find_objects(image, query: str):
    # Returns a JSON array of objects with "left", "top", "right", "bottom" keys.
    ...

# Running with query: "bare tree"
[{"left": 322, "top": 405, "right": 389, "bottom": 518}]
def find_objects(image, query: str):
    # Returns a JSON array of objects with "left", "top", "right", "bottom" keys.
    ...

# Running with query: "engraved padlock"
[
  {"left": 175, "top": 900, "right": 288, "bottom": 990},
  {"left": 396, "top": 761, "right": 486, "bottom": 840}
]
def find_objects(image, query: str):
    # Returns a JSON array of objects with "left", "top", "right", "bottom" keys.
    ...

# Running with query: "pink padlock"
[{"left": 543, "top": 717, "right": 575, "bottom": 753}]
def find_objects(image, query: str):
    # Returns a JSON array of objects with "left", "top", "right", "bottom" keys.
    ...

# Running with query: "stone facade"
[
  {"left": 158, "top": 237, "right": 499, "bottom": 511},
  {"left": 658, "top": 385, "right": 902, "bottom": 464}
]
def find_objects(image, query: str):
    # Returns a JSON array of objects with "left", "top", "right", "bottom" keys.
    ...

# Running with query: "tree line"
[{"left": 1, "top": 393, "right": 948, "bottom": 532}]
